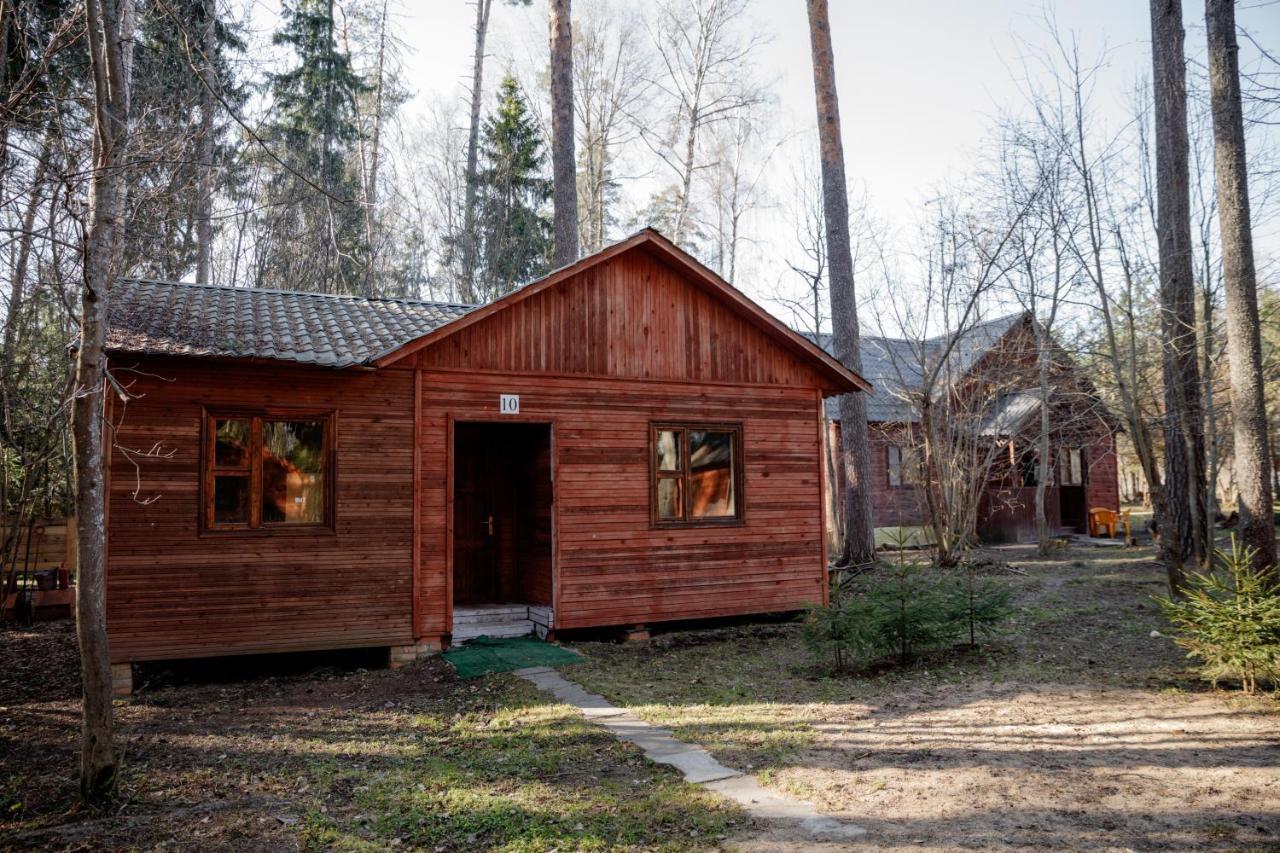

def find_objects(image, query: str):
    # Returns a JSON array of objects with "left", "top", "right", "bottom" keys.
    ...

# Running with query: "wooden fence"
[{"left": 1, "top": 516, "right": 76, "bottom": 573}]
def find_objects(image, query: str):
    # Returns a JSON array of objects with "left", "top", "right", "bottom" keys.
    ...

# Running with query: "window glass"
[
  {"left": 261, "top": 420, "right": 326, "bottom": 524},
  {"left": 215, "top": 419, "right": 250, "bottom": 468},
  {"left": 1059, "top": 448, "right": 1084, "bottom": 486},
  {"left": 688, "top": 430, "right": 735, "bottom": 518},
  {"left": 655, "top": 429, "right": 681, "bottom": 471},
  {"left": 213, "top": 475, "right": 250, "bottom": 525},
  {"left": 888, "top": 444, "right": 922, "bottom": 487},
  {"left": 656, "top": 477, "right": 683, "bottom": 520},
  {"left": 652, "top": 424, "right": 741, "bottom": 524},
  {"left": 1019, "top": 450, "right": 1039, "bottom": 487}
]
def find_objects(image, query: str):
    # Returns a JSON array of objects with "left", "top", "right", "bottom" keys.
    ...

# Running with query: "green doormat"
[{"left": 444, "top": 635, "right": 582, "bottom": 679}]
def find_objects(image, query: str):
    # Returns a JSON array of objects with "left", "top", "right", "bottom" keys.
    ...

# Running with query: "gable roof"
[
  {"left": 372, "top": 229, "right": 869, "bottom": 393},
  {"left": 106, "top": 230, "right": 869, "bottom": 393},
  {"left": 107, "top": 279, "right": 475, "bottom": 368},
  {"left": 809, "top": 311, "right": 1027, "bottom": 422},
  {"left": 977, "top": 388, "right": 1045, "bottom": 436}
]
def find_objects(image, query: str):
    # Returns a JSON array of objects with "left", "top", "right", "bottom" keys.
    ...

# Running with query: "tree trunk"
[
  {"left": 1149, "top": 0, "right": 1207, "bottom": 589},
  {"left": 672, "top": 98, "right": 701, "bottom": 247},
  {"left": 461, "top": 0, "right": 493, "bottom": 303},
  {"left": 194, "top": 0, "right": 215, "bottom": 284},
  {"left": 1035, "top": 327, "right": 1052, "bottom": 556},
  {"left": 77, "top": 0, "right": 134, "bottom": 805},
  {"left": 2, "top": 133, "right": 52, "bottom": 367},
  {"left": 1201, "top": 284, "right": 1219, "bottom": 533},
  {"left": 549, "top": 0, "right": 578, "bottom": 267},
  {"left": 1206, "top": 0, "right": 1277, "bottom": 576},
  {"left": 1115, "top": 240, "right": 1167, "bottom": 518},
  {"left": 806, "top": 0, "right": 874, "bottom": 568}
]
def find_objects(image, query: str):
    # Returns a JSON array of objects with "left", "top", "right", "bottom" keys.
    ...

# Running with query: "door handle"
[{"left": 486, "top": 515, "right": 495, "bottom": 536}]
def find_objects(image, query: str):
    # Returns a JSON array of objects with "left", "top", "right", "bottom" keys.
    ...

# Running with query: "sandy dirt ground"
[
  {"left": 569, "top": 543, "right": 1280, "bottom": 851},
  {"left": 4, "top": 541, "right": 1279, "bottom": 850},
  {"left": 741, "top": 683, "right": 1280, "bottom": 851}
]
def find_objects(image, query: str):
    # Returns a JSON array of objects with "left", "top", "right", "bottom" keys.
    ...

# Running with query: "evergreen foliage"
[
  {"left": 127, "top": 0, "right": 246, "bottom": 278},
  {"left": 257, "top": 0, "right": 370, "bottom": 294},
  {"left": 1158, "top": 539, "right": 1280, "bottom": 694},
  {"left": 804, "top": 545, "right": 1013, "bottom": 673},
  {"left": 471, "top": 74, "right": 551, "bottom": 301},
  {"left": 630, "top": 186, "right": 706, "bottom": 259}
]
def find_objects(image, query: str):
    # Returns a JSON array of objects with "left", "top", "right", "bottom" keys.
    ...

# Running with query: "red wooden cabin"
[
  {"left": 103, "top": 230, "right": 868, "bottom": 691},
  {"left": 815, "top": 313, "right": 1120, "bottom": 546}
]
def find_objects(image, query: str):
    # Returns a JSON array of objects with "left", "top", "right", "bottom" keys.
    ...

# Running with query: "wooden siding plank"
[
  {"left": 105, "top": 357, "right": 417, "bottom": 663},
  {"left": 419, "top": 370, "right": 825, "bottom": 633}
]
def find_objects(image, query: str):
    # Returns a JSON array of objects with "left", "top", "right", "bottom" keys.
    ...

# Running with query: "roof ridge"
[
  {"left": 920, "top": 310, "right": 1027, "bottom": 346},
  {"left": 118, "top": 277, "right": 478, "bottom": 311}
]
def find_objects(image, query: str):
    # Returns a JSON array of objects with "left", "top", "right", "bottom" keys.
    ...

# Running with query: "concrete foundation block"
[
  {"left": 111, "top": 663, "right": 133, "bottom": 697},
  {"left": 388, "top": 637, "right": 442, "bottom": 669}
]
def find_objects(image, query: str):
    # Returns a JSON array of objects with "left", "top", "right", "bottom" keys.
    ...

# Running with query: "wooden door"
[
  {"left": 454, "top": 426, "right": 501, "bottom": 604},
  {"left": 1060, "top": 486, "right": 1086, "bottom": 533}
]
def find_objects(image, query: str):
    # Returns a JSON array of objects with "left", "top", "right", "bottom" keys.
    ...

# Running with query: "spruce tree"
[
  {"left": 472, "top": 75, "right": 551, "bottom": 301},
  {"left": 257, "top": 0, "right": 368, "bottom": 294},
  {"left": 127, "top": 0, "right": 245, "bottom": 280}
]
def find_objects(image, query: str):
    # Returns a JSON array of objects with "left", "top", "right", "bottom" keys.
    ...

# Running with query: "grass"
[
  {"left": 5, "top": 531, "right": 1276, "bottom": 849},
  {"left": 292, "top": 682, "right": 738, "bottom": 851},
  {"left": 1, "top": 646, "right": 742, "bottom": 851},
  {"left": 560, "top": 540, "right": 1280, "bottom": 849},
  {"left": 563, "top": 542, "right": 1197, "bottom": 775}
]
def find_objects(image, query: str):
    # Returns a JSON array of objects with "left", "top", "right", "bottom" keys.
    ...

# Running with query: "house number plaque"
[{"left": 499, "top": 394, "right": 520, "bottom": 414}]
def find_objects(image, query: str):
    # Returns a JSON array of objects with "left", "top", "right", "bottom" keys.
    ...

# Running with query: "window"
[
  {"left": 651, "top": 424, "right": 742, "bottom": 525},
  {"left": 1058, "top": 447, "right": 1084, "bottom": 486},
  {"left": 886, "top": 444, "right": 922, "bottom": 487},
  {"left": 204, "top": 412, "right": 332, "bottom": 531},
  {"left": 1018, "top": 449, "right": 1039, "bottom": 487}
]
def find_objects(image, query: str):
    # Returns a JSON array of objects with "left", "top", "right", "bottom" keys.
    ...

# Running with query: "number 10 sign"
[{"left": 499, "top": 394, "right": 520, "bottom": 414}]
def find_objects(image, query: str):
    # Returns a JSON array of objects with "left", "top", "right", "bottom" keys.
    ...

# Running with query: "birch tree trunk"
[
  {"left": 805, "top": 0, "right": 875, "bottom": 567},
  {"left": 77, "top": 0, "right": 134, "bottom": 805},
  {"left": 461, "top": 0, "right": 493, "bottom": 302},
  {"left": 1035, "top": 324, "right": 1052, "bottom": 555},
  {"left": 549, "top": 0, "right": 578, "bottom": 266},
  {"left": 1205, "top": 0, "right": 1277, "bottom": 575},
  {"left": 1150, "top": 0, "right": 1208, "bottom": 589},
  {"left": 194, "top": 0, "right": 215, "bottom": 283},
  {"left": 2, "top": 133, "right": 52, "bottom": 365}
]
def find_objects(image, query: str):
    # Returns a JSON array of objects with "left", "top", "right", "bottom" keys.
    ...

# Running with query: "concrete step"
[
  {"left": 454, "top": 604, "right": 529, "bottom": 615},
  {"left": 453, "top": 620, "right": 535, "bottom": 641},
  {"left": 454, "top": 606, "right": 529, "bottom": 624},
  {"left": 452, "top": 604, "right": 555, "bottom": 641},
  {"left": 454, "top": 612, "right": 531, "bottom": 627}
]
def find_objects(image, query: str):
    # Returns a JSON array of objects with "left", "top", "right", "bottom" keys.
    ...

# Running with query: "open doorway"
[
  {"left": 452, "top": 422, "right": 552, "bottom": 636},
  {"left": 1057, "top": 447, "right": 1087, "bottom": 533}
]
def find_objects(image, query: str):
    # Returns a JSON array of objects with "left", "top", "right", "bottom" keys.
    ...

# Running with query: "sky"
[
  {"left": 380, "top": 0, "right": 1279, "bottom": 331},
  {"left": 242, "top": 0, "right": 1279, "bottom": 331}
]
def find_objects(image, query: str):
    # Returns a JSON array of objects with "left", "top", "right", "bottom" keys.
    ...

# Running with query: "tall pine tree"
[
  {"left": 256, "top": 0, "right": 368, "bottom": 294},
  {"left": 472, "top": 75, "right": 551, "bottom": 301}
]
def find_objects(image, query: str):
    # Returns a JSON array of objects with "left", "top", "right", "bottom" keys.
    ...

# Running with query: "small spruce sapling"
[{"left": 1158, "top": 537, "right": 1280, "bottom": 694}]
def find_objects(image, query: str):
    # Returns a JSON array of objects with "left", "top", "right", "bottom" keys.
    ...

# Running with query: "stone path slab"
[
  {"left": 706, "top": 776, "right": 867, "bottom": 841},
  {"left": 514, "top": 666, "right": 866, "bottom": 842}
]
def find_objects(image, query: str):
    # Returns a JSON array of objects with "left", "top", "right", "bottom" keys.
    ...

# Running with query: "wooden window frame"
[
  {"left": 649, "top": 422, "right": 745, "bottom": 528},
  {"left": 201, "top": 408, "right": 336, "bottom": 535},
  {"left": 1058, "top": 447, "right": 1085, "bottom": 487},
  {"left": 886, "top": 444, "right": 921, "bottom": 488}
]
